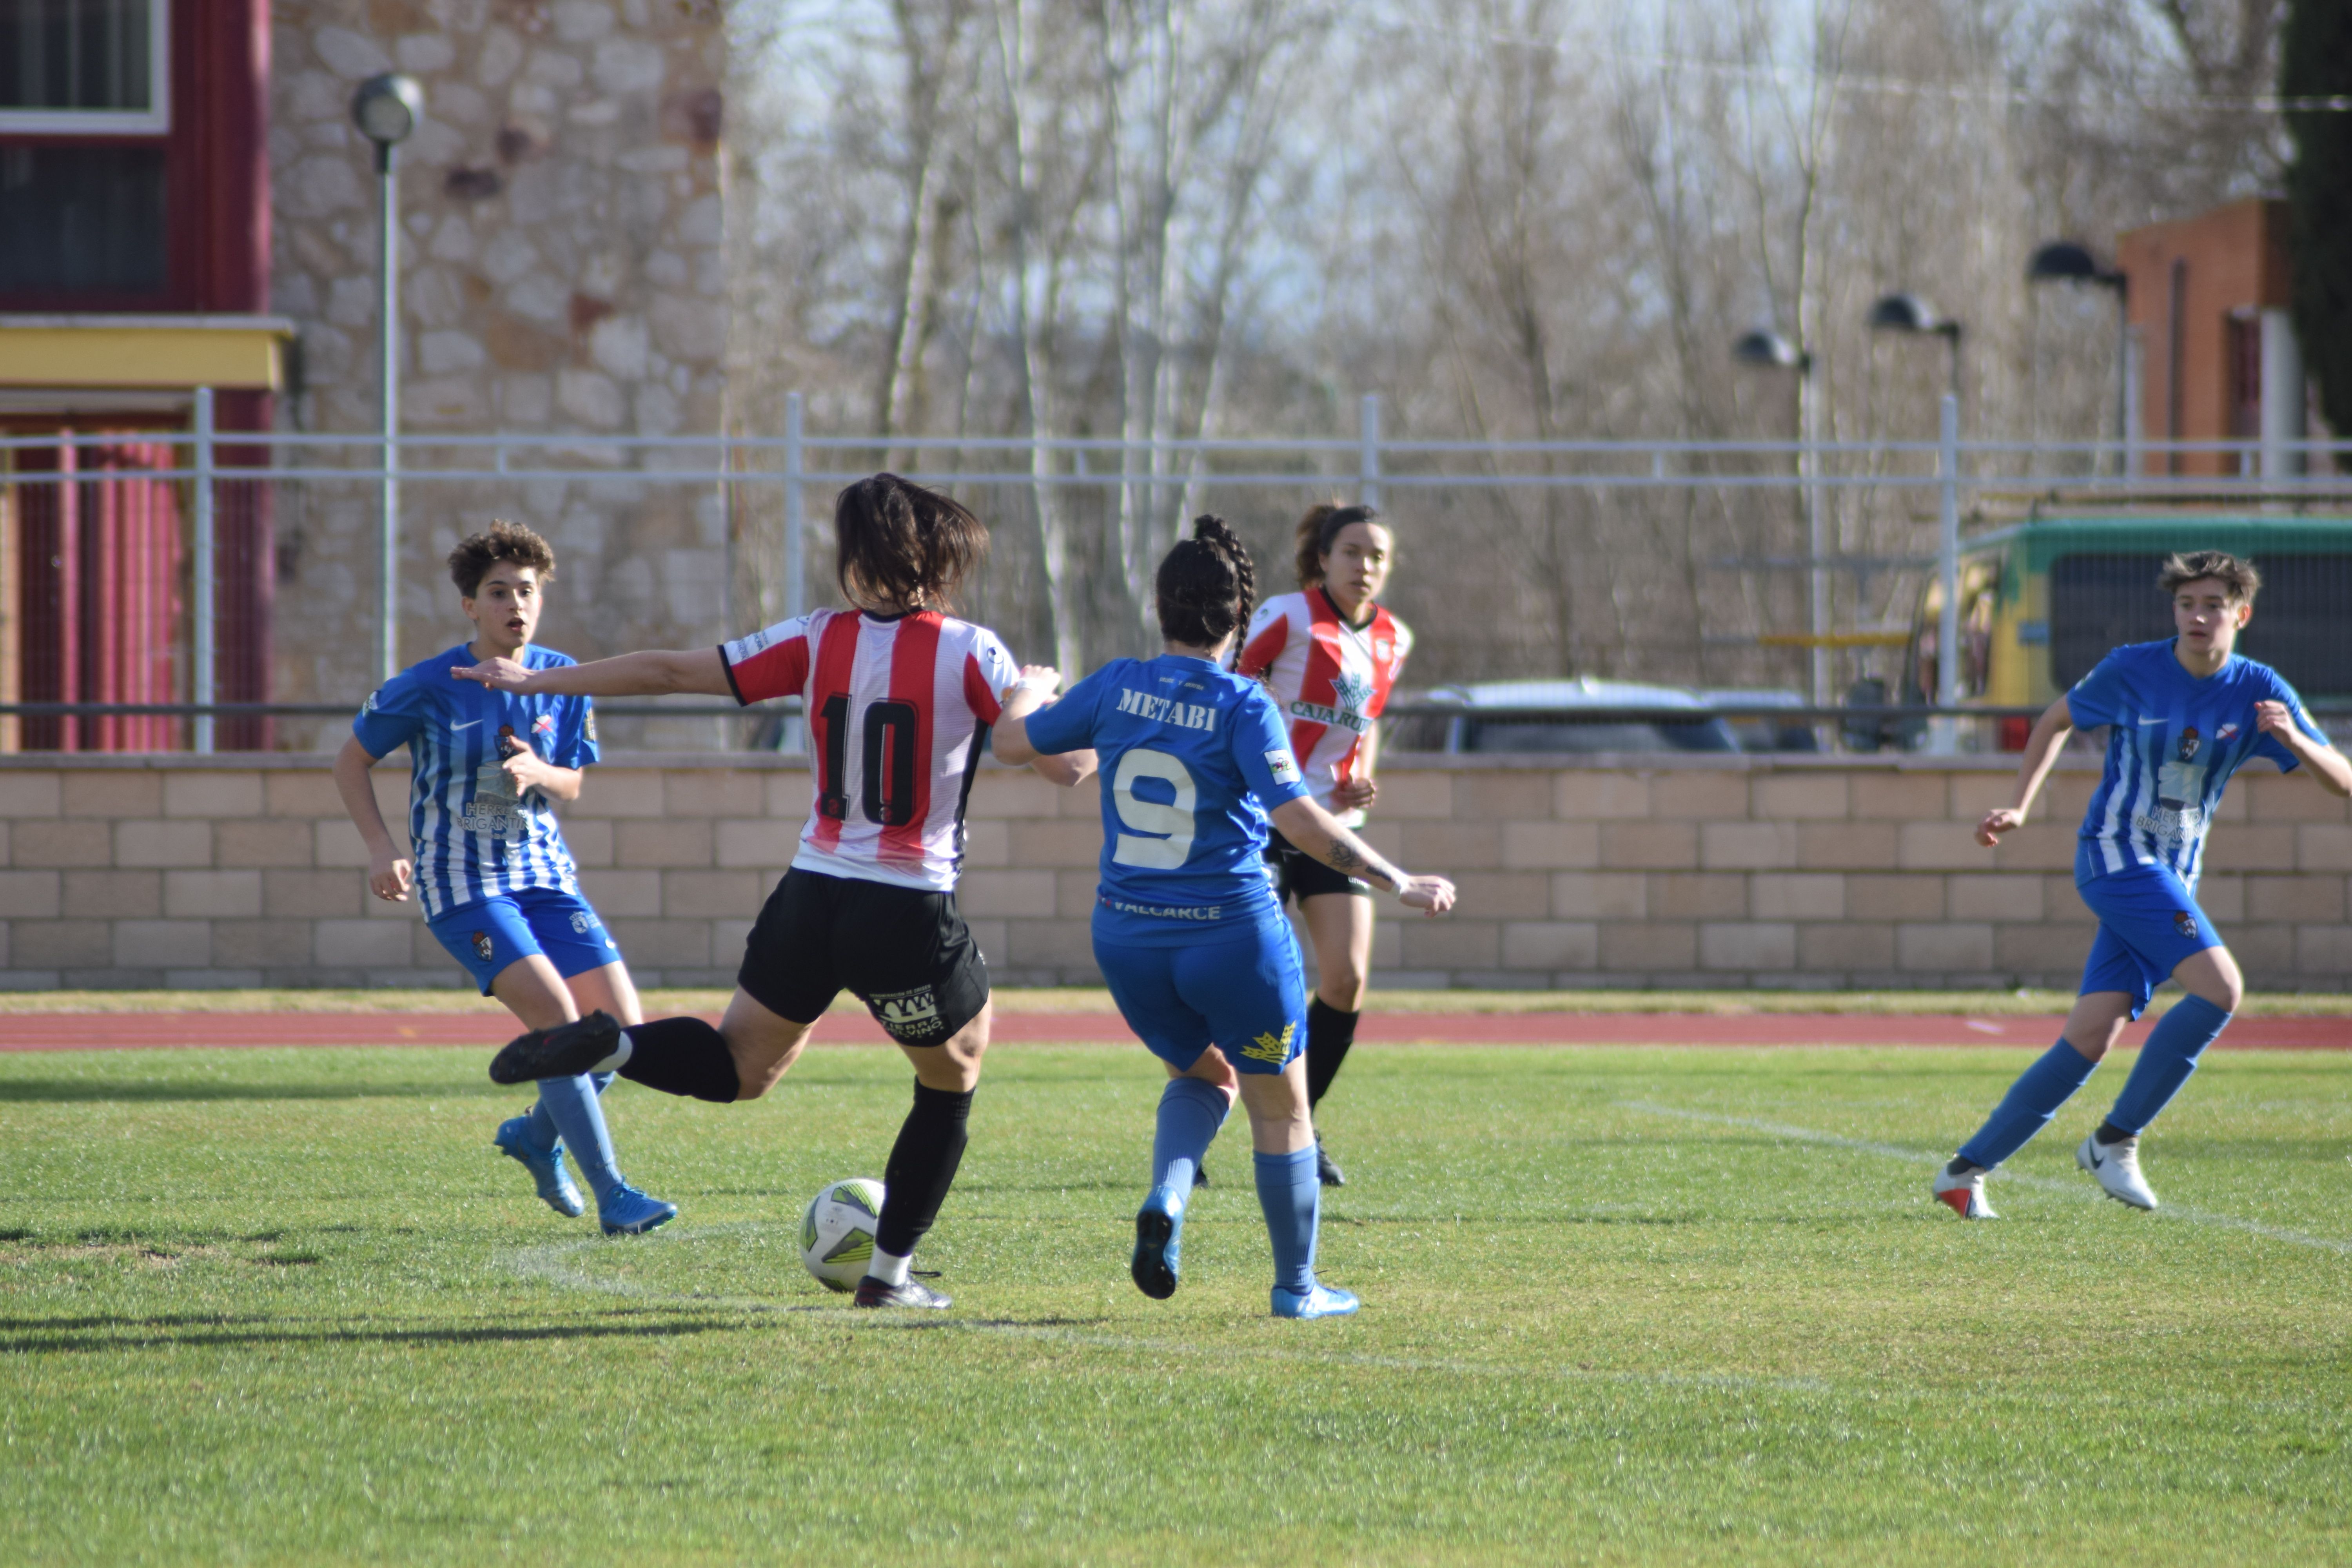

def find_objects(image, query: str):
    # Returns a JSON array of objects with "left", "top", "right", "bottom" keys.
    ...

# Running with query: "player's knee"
[{"left": 729, "top": 1036, "right": 803, "bottom": 1100}]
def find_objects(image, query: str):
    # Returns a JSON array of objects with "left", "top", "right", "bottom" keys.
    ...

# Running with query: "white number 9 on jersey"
[{"left": 1111, "top": 748, "right": 1197, "bottom": 869}]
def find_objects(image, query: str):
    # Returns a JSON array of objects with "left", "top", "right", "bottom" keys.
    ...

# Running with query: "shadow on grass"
[
  {"left": 0, "top": 1078, "right": 501, "bottom": 1104},
  {"left": 2, "top": 1313, "right": 754, "bottom": 1355}
]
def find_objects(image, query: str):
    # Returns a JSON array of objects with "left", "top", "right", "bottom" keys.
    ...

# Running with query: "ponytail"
[{"left": 1155, "top": 515, "right": 1258, "bottom": 650}]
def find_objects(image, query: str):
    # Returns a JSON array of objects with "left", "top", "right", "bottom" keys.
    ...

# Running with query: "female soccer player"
[
  {"left": 996, "top": 516, "right": 1455, "bottom": 1318},
  {"left": 333, "top": 521, "right": 675, "bottom": 1237},
  {"left": 1233, "top": 502, "right": 1413, "bottom": 1185},
  {"left": 1937, "top": 551, "right": 2350, "bottom": 1218},
  {"left": 457, "top": 475, "right": 1091, "bottom": 1309}
]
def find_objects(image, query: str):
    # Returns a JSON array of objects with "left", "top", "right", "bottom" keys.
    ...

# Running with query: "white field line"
[
  {"left": 500, "top": 1225, "right": 1829, "bottom": 1394},
  {"left": 1619, "top": 1100, "right": 2352, "bottom": 1256}
]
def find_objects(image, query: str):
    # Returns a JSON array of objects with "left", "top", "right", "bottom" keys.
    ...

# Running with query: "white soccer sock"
[
  {"left": 866, "top": 1246, "right": 911, "bottom": 1287},
  {"left": 589, "top": 1030, "right": 634, "bottom": 1075}
]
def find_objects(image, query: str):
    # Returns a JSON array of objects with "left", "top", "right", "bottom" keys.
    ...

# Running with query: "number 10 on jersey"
[{"left": 817, "top": 694, "right": 921, "bottom": 826}]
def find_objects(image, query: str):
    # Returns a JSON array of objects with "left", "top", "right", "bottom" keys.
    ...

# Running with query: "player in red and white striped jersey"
[
  {"left": 458, "top": 475, "right": 1094, "bottom": 1310},
  {"left": 1233, "top": 503, "right": 1412, "bottom": 1187}
]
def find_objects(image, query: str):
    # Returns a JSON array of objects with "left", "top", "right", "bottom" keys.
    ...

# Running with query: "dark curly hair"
[
  {"left": 1156, "top": 514, "right": 1256, "bottom": 650},
  {"left": 448, "top": 519, "right": 556, "bottom": 597},
  {"left": 1292, "top": 501, "right": 1383, "bottom": 589},
  {"left": 834, "top": 473, "right": 989, "bottom": 612}
]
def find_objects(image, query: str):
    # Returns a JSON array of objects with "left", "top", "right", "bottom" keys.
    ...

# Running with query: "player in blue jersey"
[
  {"left": 996, "top": 516, "right": 1457, "bottom": 1318},
  {"left": 332, "top": 521, "right": 675, "bottom": 1237},
  {"left": 1936, "top": 552, "right": 2350, "bottom": 1218}
]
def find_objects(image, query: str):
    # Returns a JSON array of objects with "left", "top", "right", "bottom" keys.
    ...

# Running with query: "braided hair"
[
  {"left": 1155, "top": 514, "right": 1257, "bottom": 651},
  {"left": 1292, "top": 501, "right": 1382, "bottom": 590}
]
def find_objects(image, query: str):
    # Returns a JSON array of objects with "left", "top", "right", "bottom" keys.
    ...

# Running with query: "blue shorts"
[
  {"left": 2075, "top": 862, "right": 2221, "bottom": 1018},
  {"left": 1093, "top": 914, "right": 1309, "bottom": 1076},
  {"left": 426, "top": 887, "right": 623, "bottom": 996}
]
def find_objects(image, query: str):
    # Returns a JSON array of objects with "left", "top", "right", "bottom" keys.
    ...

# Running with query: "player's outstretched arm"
[
  {"left": 1269, "top": 795, "right": 1455, "bottom": 915},
  {"left": 332, "top": 736, "right": 413, "bottom": 903},
  {"left": 2257, "top": 700, "right": 2352, "bottom": 796},
  {"left": 1978, "top": 695, "right": 2074, "bottom": 848},
  {"left": 452, "top": 648, "right": 731, "bottom": 698}
]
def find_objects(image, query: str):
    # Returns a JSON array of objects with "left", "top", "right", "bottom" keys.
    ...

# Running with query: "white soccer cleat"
[
  {"left": 2077, "top": 1132, "right": 2158, "bottom": 1210},
  {"left": 1931, "top": 1164, "right": 1996, "bottom": 1220}
]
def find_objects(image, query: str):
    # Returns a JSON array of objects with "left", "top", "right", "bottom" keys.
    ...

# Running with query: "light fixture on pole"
[
  {"left": 352, "top": 72, "right": 423, "bottom": 682},
  {"left": 2027, "top": 241, "right": 2130, "bottom": 477},
  {"left": 1867, "top": 292, "right": 1963, "bottom": 399},
  {"left": 1732, "top": 330, "right": 1831, "bottom": 710}
]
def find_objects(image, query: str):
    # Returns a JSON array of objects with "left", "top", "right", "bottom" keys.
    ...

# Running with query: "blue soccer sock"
[
  {"left": 533, "top": 1073, "right": 625, "bottom": 1203},
  {"left": 2104, "top": 995, "right": 2232, "bottom": 1137},
  {"left": 1151, "top": 1078, "right": 1230, "bottom": 1204},
  {"left": 1252, "top": 1146, "right": 1321, "bottom": 1294},
  {"left": 525, "top": 1071, "right": 612, "bottom": 1152},
  {"left": 1955, "top": 1039, "right": 2101, "bottom": 1171}
]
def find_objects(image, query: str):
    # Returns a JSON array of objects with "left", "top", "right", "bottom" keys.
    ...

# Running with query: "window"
[
  {"left": 0, "top": 143, "right": 166, "bottom": 292},
  {"left": 0, "top": 0, "right": 168, "bottom": 134}
]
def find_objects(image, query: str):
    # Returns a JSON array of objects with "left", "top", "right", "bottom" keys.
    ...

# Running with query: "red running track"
[{"left": 0, "top": 1011, "right": 2344, "bottom": 1051}]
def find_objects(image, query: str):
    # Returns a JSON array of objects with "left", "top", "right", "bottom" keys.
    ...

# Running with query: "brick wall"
[{"left": 2, "top": 753, "right": 2348, "bottom": 991}]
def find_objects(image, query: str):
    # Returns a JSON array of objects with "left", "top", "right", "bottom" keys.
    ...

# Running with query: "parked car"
[
  {"left": 1690, "top": 688, "right": 1822, "bottom": 753},
  {"left": 1391, "top": 679, "right": 1742, "bottom": 755}
]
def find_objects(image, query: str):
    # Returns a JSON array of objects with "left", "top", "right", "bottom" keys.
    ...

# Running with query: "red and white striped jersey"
[
  {"left": 1234, "top": 589, "right": 1414, "bottom": 826},
  {"left": 720, "top": 608, "right": 1020, "bottom": 891}
]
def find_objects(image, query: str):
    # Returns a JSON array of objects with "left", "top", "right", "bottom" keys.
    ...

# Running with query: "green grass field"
[{"left": 5, "top": 1038, "right": 2348, "bottom": 1565}]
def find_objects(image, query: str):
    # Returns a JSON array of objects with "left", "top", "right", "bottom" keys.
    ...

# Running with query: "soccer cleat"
[
  {"left": 490, "top": 1009, "right": 621, "bottom": 1085},
  {"left": 597, "top": 1183, "right": 678, "bottom": 1237},
  {"left": 1932, "top": 1164, "right": 1997, "bottom": 1220},
  {"left": 493, "top": 1115, "right": 586, "bottom": 1218},
  {"left": 1192, "top": 1163, "right": 1210, "bottom": 1189},
  {"left": 2078, "top": 1132, "right": 2158, "bottom": 1210},
  {"left": 1315, "top": 1140, "right": 1347, "bottom": 1188},
  {"left": 1270, "top": 1280, "right": 1360, "bottom": 1319},
  {"left": 1131, "top": 1185, "right": 1185, "bottom": 1301},
  {"left": 853, "top": 1275, "right": 952, "bottom": 1310}
]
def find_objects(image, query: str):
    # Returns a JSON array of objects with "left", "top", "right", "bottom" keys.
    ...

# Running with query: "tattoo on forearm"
[{"left": 1326, "top": 839, "right": 1363, "bottom": 871}]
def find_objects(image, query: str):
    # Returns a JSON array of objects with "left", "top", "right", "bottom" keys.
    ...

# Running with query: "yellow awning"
[{"left": 0, "top": 315, "right": 296, "bottom": 391}]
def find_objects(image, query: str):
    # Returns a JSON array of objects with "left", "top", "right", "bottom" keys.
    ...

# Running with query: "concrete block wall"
[{"left": 2, "top": 753, "right": 2349, "bottom": 991}]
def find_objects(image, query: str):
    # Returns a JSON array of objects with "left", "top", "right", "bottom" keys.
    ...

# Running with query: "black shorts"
[
  {"left": 737, "top": 867, "right": 990, "bottom": 1046},
  {"left": 1265, "top": 830, "right": 1372, "bottom": 903}
]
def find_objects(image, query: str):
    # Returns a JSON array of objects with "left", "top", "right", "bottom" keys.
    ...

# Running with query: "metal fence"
[{"left": 2, "top": 388, "right": 2348, "bottom": 755}]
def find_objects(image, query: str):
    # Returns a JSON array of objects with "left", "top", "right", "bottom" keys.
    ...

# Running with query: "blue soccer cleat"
[
  {"left": 1270, "top": 1280, "right": 1360, "bottom": 1319},
  {"left": 1130, "top": 1184, "right": 1187, "bottom": 1301},
  {"left": 598, "top": 1183, "right": 678, "bottom": 1237},
  {"left": 494, "top": 1115, "right": 585, "bottom": 1218}
]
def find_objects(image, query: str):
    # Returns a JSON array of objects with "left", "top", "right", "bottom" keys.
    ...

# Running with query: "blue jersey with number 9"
[{"left": 1022, "top": 653, "right": 1313, "bottom": 946}]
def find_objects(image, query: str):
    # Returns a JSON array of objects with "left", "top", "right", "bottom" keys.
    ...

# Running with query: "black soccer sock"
[
  {"left": 1304, "top": 999, "right": 1360, "bottom": 1109},
  {"left": 613, "top": 1016, "right": 739, "bottom": 1103},
  {"left": 2094, "top": 1120, "right": 2132, "bottom": 1146},
  {"left": 873, "top": 1081, "right": 974, "bottom": 1259}
]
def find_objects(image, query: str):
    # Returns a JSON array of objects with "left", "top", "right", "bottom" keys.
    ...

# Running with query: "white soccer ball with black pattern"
[{"left": 799, "top": 1178, "right": 886, "bottom": 1292}]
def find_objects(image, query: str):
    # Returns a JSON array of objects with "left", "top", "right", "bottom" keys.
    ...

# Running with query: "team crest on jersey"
[
  {"left": 2176, "top": 726, "right": 2201, "bottom": 762},
  {"left": 533, "top": 713, "right": 556, "bottom": 737},
  {"left": 1330, "top": 671, "right": 1372, "bottom": 713},
  {"left": 2217, "top": 722, "right": 2240, "bottom": 741},
  {"left": 1238, "top": 1023, "right": 1296, "bottom": 1065},
  {"left": 570, "top": 912, "right": 592, "bottom": 935},
  {"left": 2174, "top": 911, "right": 2198, "bottom": 939},
  {"left": 870, "top": 985, "right": 944, "bottom": 1042},
  {"left": 471, "top": 931, "right": 495, "bottom": 962}
]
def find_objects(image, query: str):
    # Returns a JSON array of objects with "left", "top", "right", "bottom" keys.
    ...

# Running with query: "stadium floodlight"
[
  {"left": 352, "top": 73, "right": 424, "bottom": 681},
  {"left": 1867, "top": 292, "right": 1964, "bottom": 398},
  {"left": 1731, "top": 329, "right": 1828, "bottom": 708},
  {"left": 2027, "top": 241, "right": 2132, "bottom": 477}
]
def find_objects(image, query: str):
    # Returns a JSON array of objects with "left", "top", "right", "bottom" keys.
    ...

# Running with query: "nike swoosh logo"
[
  {"left": 2088, "top": 1148, "right": 2106, "bottom": 1166},
  {"left": 452, "top": 720, "right": 481, "bottom": 731}
]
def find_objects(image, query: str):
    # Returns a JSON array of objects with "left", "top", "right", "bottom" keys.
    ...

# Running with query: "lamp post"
[
  {"left": 1733, "top": 330, "right": 1830, "bottom": 708},
  {"left": 2026, "top": 241, "right": 2130, "bottom": 477},
  {"left": 352, "top": 73, "right": 423, "bottom": 682},
  {"left": 1869, "top": 292, "right": 1965, "bottom": 751}
]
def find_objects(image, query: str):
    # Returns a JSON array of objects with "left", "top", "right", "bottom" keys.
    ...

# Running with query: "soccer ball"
[{"left": 799, "top": 1178, "right": 886, "bottom": 1292}]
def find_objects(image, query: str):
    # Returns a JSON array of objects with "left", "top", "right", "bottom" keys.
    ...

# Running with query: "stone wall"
[
  {"left": 3, "top": 754, "right": 2350, "bottom": 992},
  {"left": 269, "top": 2, "right": 731, "bottom": 748}
]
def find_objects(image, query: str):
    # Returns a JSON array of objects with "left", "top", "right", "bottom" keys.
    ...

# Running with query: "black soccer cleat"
[
  {"left": 853, "top": 1275, "right": 951, "bottom": 1310},
  {"left": 1192, "top": 1162, "right": 1210, "bottom": 1189},
  {"left": 1315, "top": 1141, "right": 1347, "bottom": 1188},
  {"left": 489, "top": 1009, "right": 621, "bottom": 1086},
  {"left": 1131, "top": 1193, "right": 1182, "bottom": 1301}
]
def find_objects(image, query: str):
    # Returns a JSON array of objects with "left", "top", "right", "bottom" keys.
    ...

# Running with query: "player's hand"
[
  {"left": 1011, "top": 664, "right": 1061, "bottom": 696},
  {"left": 499, "top": 739, "right": 555, "bottom": 793},
  {"left": 453, "top": 655, "right": 534, "bottom": 692},
  {"left": 1976, "top": 807, "right": 2025, "bottom": 848},
  {"left": 1333, "top": 776, "right": 1379, "bottom": 811},
  {"left": 1397, "top": 874, "right": 1455, "bottom": 916},
  {"left": 2255, "top": 700, "right": 2307, "bottom": 746},
  {"left": 368, "top": 848, "right": 414, "bottom": 902}
]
